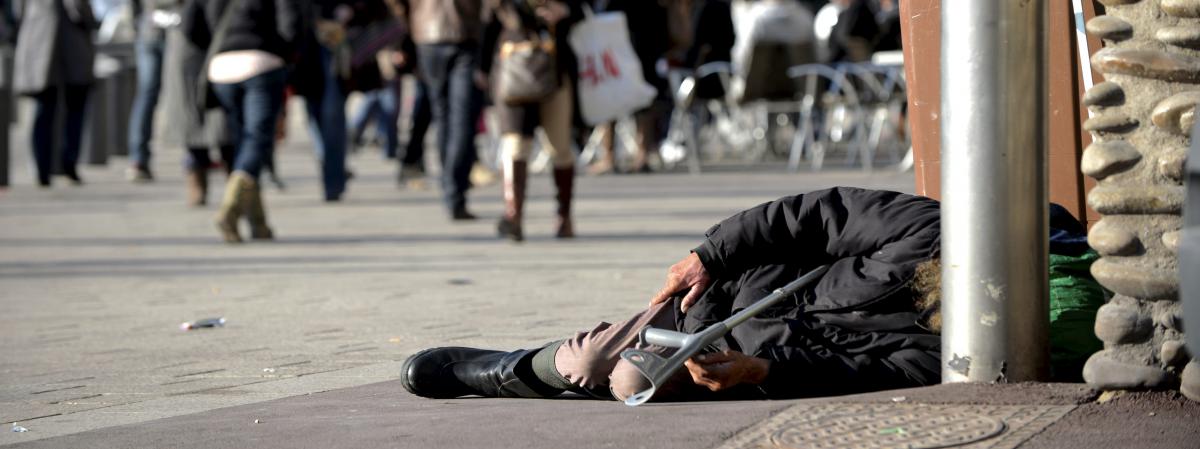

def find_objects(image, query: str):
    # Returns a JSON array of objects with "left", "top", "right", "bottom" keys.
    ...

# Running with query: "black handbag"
[{"left": 494, "top": 32, "right": 558, "bottom": 105}]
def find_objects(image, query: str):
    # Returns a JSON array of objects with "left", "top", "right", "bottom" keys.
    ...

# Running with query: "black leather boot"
[{"left": 400, "top": 347, "right": 560, "bottom": 399}]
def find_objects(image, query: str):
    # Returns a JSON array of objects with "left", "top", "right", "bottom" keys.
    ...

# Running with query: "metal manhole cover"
[
  {"left": 769, "top": 408, "right": 1005, "bottom": 449},
  {"left": 718, "top": 403, "right": 1076, "bottom": 449}
]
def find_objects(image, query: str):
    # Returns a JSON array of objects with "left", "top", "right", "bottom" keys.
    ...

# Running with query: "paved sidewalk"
[
  {"left": 5, "top": 381, "right": 1199, "bottom": 449},
  {"left": 0, "top": 126, "right": 916, "bottom": 444}
]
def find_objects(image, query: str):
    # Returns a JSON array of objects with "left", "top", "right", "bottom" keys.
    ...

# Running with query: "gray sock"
[{"left": 530, "top": 340, "right": 574, "bottom": 391}]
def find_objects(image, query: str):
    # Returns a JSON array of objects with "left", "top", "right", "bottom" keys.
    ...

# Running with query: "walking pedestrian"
[
  {"left": 348, "top": 0, "right": 411, "bottom": 161},
  {"left": 587, "top": 0, "right": 670, "bottom": 174},
  {"left": 481, "top": 0, "right": 583, "bottom": 241},
  {"left": 408, "top": 0, "right": 485, "bottom": 220},
  {"left": 182, "top": 0, "right": 303, "bottom": 242},
  {"left": 397, "top": 75, "right": 433, "bottom": 189},
  {"left": 161, "top": 0, "right": 235, "bottom": 206},
  {"left": 299, "top": 0, "right": 397, "bottom": 202},
  {"left": 12, "top": 0, "right": 96, "bottom": 187},
  {"left": 126, "top": 0, "right": 183, "bottom": 183}
]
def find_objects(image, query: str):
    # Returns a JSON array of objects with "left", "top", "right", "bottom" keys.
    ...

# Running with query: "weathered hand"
[
  {"left": 684, "top": 350, "right": 770, "bottom": 392},
  {"left": 649, "top": 252, "right": 712, "bottom": 313}
]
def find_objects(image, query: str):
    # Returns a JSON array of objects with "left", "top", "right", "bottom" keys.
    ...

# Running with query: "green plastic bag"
[{"left": 1049, "top": 250, "right": 1108, "bottom": 382}]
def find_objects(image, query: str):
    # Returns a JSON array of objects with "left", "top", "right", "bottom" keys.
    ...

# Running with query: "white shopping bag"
[{"left": 568, "top": 10, "right": 657, "bottom": 125}]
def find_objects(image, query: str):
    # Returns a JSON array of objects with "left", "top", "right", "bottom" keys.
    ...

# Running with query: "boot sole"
[
  {"left": 214, "top": 219, "right": 242, "bottom": 243},
  {"left": 250, "top": 229, "right": 275, "bottom": 240}
]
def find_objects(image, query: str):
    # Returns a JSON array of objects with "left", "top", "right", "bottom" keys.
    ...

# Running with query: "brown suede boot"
[
  {"left": 242, "top": 181, "right": 274, "bottom": 240},
  {"left": 553, "top": 166, "right": 575, "bottom": 239},
  {"left": 186, "top": 168, "right": 208, "bottom": 207},
  {"left": 496, "top": 160, "right": 528, "bottom": 242},
  {"left": 214, "top": 171, "right": 253, "bottom": 243}
]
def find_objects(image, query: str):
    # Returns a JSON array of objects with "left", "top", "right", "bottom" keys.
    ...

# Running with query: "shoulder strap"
[
  {"left": 196, "top": 0, "right": 244, "bottom": 109},
  {"left": 204, "top": 0, "right": 243, "bottom": 64}
]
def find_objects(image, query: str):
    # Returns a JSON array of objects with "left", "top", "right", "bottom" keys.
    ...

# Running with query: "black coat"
[
  {"left": 12, "top": 0, "right": 96, "bottom": 94},
  {"left": 686, "top": 187, "right": 942, "bottom": 399},
  {"left": 182, "top": 0, "right": 304, "bottom": 60}
]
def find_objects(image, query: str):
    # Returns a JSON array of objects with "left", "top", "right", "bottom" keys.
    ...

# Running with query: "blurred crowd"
[{"left": 1, "top": 0, "right": 905, "bottom": 243}]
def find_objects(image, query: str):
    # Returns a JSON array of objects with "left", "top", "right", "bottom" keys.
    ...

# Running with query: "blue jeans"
[
  {"left": 401, "top": 79, "right": 432, "bottom": 168},
  {"left": 350, "top": 82, "right": 399, "bottom": 158},
  {"left": 30, "top": 85, "right": 90, "bottom": 185},
  {"left": 304, "top": 47, "right": 348, "bottom": 201},
  {"left": 211, "top": 68, "right": 288, "bottom": 180},
  {"left": 416, "top": 43, "right": 482, "bottom": 213},
  {"left": 128, "top": 39, "right": 165, "bottom": 167}
]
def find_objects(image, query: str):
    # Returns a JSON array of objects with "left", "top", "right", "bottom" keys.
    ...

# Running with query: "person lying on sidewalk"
[{"left": 400, "top": 186, "right": 1104, "bottom": 401}]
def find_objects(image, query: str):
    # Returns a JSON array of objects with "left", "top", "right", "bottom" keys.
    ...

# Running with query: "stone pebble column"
[{"left": 1082, "top": 0, "right": 1198, "bottom": 400}]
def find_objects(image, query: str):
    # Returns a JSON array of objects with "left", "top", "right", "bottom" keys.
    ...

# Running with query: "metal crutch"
[{"left": 619, "top": 265, "right": 830, "bottom": 406}]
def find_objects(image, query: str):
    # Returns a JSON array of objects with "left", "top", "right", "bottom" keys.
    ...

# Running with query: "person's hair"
[{"left": 911, "top": 258, "right": 942, "bottom": 333}]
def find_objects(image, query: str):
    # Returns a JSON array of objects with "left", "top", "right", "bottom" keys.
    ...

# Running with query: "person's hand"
[
  {"left": 649, "top": 252, "right": 711, "bottom": 313},
  {"left": 535, "top": 2, "right": 569, "bottom": 25},
  {"left": 396, "top": 50, "right": 415, "bottom": 67},
  {"left": 473, "top": 70, "right": 489, "bottom": 92},
  {"left": 684, "top": 350, "right": 770, "bottom": 392}
]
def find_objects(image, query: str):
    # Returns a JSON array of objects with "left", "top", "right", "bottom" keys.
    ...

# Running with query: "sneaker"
[{"left": 126, "top": 166, "right": 153, "bottom": 183}]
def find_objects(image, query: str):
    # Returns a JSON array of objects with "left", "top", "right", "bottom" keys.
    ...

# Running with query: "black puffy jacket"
[
  {"left": 686, "top": 187, "right": 942, "bottom": 398},
  {"left": 183, "top": 0, "right": 305, "bottom": 60}
]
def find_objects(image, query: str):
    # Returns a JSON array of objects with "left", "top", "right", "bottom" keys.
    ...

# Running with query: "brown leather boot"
[
  {"left": 553, "top": 166, "right": 575, "bottom": 239},
  {"left": 214, "top": 171, "right": 253, "bottom": 243},
  {"left": 496, "top": 160, "right": 528, "bottom": 242},
  {"left": 242, "top": 182, "right": 274, "bottom": 240},
  {"left": 186, "top": 168, "right": 208, "bottom": 207}
]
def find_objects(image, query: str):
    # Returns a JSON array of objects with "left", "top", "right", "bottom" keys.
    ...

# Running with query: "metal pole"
[
  {"left": 0, "top": 46, "right": 10, "bottom": 187},
  {"left": 940, "top": 0, "right": 1049, "bottom": 383},
  {"left": 1183, "top": 114, "right": 1199, "bottom": 362}
]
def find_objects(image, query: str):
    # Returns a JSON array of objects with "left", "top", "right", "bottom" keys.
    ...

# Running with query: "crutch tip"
[{"left": 624, "top": 388, "right": 656, "bottom": 407}]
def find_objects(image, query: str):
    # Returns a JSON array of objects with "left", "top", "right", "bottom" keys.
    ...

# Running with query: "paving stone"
[
  {"left": 1160, "top": 340, "right": 1189, "bottom": 367},
  {"left": 1162, "top": 0, "right": 1200, "bottom": 17},
  {"left": 1083, "top": 81, "right": 1126, "bottom": 107},
  {"left": 1087, "top": 184, "right": 1185, "bottom": 215},
  {"left": 1150, "top": 91, "right": 1200, "bottom": 136},
  {"left": 1092, "top": 48, "right": 1200, "bottom": 83},
  {"left": 1086, "top": 16, "right": 1133, "bottom": 41},
  {"left": 1083, "top": 352, "right": 1174, "bottom": 389},
  {"left": 1156, "top": 26, "right": 1200, "bottom": 49},
  {"left": 1087, "top": 218, "right": 1142, "bottom": 256},
  {"left": 1183, "top": 360, "right": 1200, "bottom": 401},
  {"left": 1094, "top": 300, "right": 1153, "bottom": 345},
  {"left": 1158, "top": 151, "right": 1188, "bottom": 182},
  {"left": 1083, "top": 113, "right": 1140, "bottom": 134},
  {"left": 1091, "top": 258, "right": 1179, "bottom": 300},
  {"left": 1081, "top": 140, "right": 1142, "bottom": 179},
  {"left": 1162, "top": 230, "right": 1181, "bottom": 253}
]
